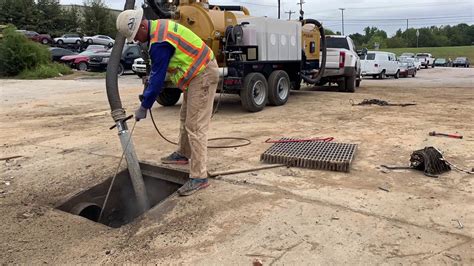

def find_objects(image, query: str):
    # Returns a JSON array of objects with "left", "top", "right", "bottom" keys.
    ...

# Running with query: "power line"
[{"left": 320, "top": 15, "right": 473, "bottom": 22}]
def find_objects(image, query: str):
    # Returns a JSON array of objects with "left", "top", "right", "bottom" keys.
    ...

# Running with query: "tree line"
[
  {"left": 0, "top": 0, "right": 117, "bottom": 37},
  {"left": 333, "top": 24, "right": 474, "bottom": 49}
]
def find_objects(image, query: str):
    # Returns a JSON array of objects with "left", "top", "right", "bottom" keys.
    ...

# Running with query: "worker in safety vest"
[{"left": 116, "top": 8, "right": 219, "bottom": 196}]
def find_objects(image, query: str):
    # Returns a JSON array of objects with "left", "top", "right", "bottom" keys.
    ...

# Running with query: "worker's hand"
[{"left": 135, "top": 106, "right": 148, "bottom": 121}]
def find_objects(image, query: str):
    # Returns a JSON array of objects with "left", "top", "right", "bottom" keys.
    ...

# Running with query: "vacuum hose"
[
  {"left": 148, "top": 0, "right": 174, "bottom": 19},
  {"left": 300, "top": 19, "right": 326, "bottom": 84},
  {"left": 106, "top": 0, "right": 136, "bottom": 121}
]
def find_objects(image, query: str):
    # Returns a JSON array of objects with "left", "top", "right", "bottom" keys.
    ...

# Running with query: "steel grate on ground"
[{"left": 260, "top": 138, "right": 357, "bottom": 172}]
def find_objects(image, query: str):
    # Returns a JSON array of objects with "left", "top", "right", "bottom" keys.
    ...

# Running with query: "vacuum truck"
[{"left": 142, "top": 0, "right": 327, "bottom": 112}]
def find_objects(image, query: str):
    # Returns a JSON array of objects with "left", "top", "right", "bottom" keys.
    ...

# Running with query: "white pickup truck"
[
  {"left": 319, "top": 35, "right": 361, "bottom": 92},
  {"left": 416, "top": 53, "right": 435, "bottom": 68}
]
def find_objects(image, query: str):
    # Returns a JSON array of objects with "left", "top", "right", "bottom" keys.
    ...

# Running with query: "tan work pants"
[{"left": 177, "top": 59, "right": 219, "bottom": 178}]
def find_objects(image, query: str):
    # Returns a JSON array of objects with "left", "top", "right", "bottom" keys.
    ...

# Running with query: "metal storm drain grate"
[{"left": 261, "top": 138, "right": 357, "bottom": 172}]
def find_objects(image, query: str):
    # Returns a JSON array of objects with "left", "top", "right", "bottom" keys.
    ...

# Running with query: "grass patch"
[
  {"left": 17, "top": 63, "right": 73, "bottom": 79},
  {"left": 383, "top": 46, "right": 474, "bottom": 59}
]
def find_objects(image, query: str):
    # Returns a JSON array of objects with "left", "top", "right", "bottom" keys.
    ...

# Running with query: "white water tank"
[{"left": 236, "top": 17, "right": 301, "bottom": 61}]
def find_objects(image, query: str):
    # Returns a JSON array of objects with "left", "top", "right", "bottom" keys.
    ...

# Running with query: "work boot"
[
  {"left": 161, "top": 152, "right": 189, "bottom": 165},
  {"left": 177, "top": 178, "right": 210, "bottom": 196}
]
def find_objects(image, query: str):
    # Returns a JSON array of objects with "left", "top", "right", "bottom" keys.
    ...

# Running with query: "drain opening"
[{"left": 57, "top": 163, "right": 188, "bottom": 228}]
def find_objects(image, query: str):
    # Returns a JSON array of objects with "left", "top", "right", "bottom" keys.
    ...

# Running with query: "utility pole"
[
  {"left": 406, "top": 19, "right": 409, "bottom": 31},
  {"left": 278, "top": 0, "right": 281, "bottom": 19},
  {"left": 339, "top": 8, "right": 345, "bottom": 36},
  {"left": 285, "top": 10, "right": 296, "bottom": 20},
  {"left": 297, "top": 0, "right": 305, "bottom": 21}
]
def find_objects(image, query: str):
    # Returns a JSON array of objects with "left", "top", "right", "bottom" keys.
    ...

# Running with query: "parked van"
[{"left": 361, "top": 51, "right": 400, "bottom": 79}]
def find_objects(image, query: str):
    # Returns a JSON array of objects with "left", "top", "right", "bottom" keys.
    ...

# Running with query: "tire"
[
  {"left": 75, "top": 40, "right": 82, "bottom": 45},
  {"left": 394, "top": 70, "right": 400, "bottom": 79},
  {"left": 378, "top": 70, "right": 386, "bottom": 79},
  {"left": 240, "top": 72, "right": 268, "bottom": 112},
  {"left": 425, "top": 65, "right": 428, "bottom": 69},
  {"left": 344, "top": 76, "right": 356, "bottom": 93},
  {"left": 77, "top": 62, "right": 88, "bottom": 71},
  {"left": 57, "top": 40, "right": 64, "bottom": 45},
  {"left": 108, "top": 42, "right": 114, "bottom": 48},
  {"left": 372, "top": 75, "right": 377, "bottom": 79},
  {"left": 412, "top": 71, "right": 416, "bottom": 78},
  {"left": 41, "top": 38, "right": 49, "bottom": 45},
  {"left": 356, "top": 79, "right": 361, "bottom": 88},
  {"left": 267, "top": 70, "right": 290, "bottom": 106},
  {"left": 117, "top": 63, "right": 124, "bottom": 76},
  {"left": 87, "top": 39, "right": 93, "bottom": 44},
  {"left": 432, "top": 64, "right": 435, "bottom": 68},
  {"left": 156, "top": 88, "right": 182, "bottom": 106}
]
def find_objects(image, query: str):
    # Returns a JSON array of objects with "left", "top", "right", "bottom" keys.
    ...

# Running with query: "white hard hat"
[{"left": 116, "top": 8, "right": 144, "bottom": 42}]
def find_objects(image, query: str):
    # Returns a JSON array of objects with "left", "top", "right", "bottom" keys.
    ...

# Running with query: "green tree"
[
  {"left": 81, "top": 0, "right": 117, "bottom": 37},
  {"left": 36, "top": 0, "right": 63, "bottom": 34},
  {"left": 62, "top": 5, "right": 82, "bottom": 34},
  {"left": 0, "top": 0, "right": 37, "bottom": 31}
]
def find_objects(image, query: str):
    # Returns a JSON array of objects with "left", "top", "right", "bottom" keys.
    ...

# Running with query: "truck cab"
[{"left": 320, "top": 35, "right": 361, "bottom": 92}]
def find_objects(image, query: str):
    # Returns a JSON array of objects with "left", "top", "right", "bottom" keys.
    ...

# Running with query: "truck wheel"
[
  {"left": 156, "top": 88, "right": 182, "bottom": 106},
  {"left": 378, "top": 70, "right": 386, "bottom": 79},
  {"left": 57, "top": 40, "right": 64, "bottom": 45},
  {"left": 267, "top": 70, "right": 290, "bottom": 106},
  {"left": 41, "top": 38, "right": 49, "bottom": 45},
  {"left": 356, "top": 79, "right": 361, "bottom": 87},
  {"left": 345, "top": 76, "right": 356, "bottom": 93},
  {"left": 394, "top": 71, "right": 400, "bottom": 79},
  {"left": 240, "top": 73, "right": 268, "bottom": 112}
]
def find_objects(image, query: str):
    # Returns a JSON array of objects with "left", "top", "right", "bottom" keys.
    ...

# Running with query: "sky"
[{"left": 60, "top": 0, "right": 474, "bottom": 35}]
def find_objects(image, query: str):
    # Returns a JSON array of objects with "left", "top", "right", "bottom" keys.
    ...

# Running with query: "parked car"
[
  {"left": 318, "top": 35, "right": 362, "bottom": 92},
  {"left": 399, "top": 61, "right": 417, "bottom": 78},
  {"left": 400, "top": 52, "right": 415, "bottom": 58},
  {"left": 361, "top": 51, "right": 400, "bottom": 79},
  {"left": 49, "top": 47, "right": 77, "bottom": 62},
  {"left": 132, "top": 58, "right": 147, "bottom": 78},
  {"left": 452, "top": 57, "right": 470, "bottom": 68},
  {"left": 16, "top": 30, "right": 52, "bottom": 45},
  {"left": 88, "top": 44, "right": 142, "bottom": 75},
  {"left": 85, "top": 44, "right": 109, "bottom": 51},
  {"left": 54, "top": 34, "right": 82, "bottom": 45},
  {"left": 82, "top": 35, "right": 115, "bottom": 47},
  {"left": 60, "top": 49, "right": 107, "bottom": 71},
  {"left": 434, "top": 58, "right": 448, "bottom": 67},
  {"left": 399, "top": 56, "right": 421, "bottom": 70},
  {"left": 416, "top": 53, "right": 435, "bottom": 68}
]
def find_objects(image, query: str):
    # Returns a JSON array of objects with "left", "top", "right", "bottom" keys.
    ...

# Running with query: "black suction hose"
[
  {"left": 300, "top": 19, "right": 326, "bottom": 84},
  {"left": 106, "top": 0, "right": 136, "bottom": 121},
  {"left": 148, "top": 0, "right": 174, "bottom": 19}
]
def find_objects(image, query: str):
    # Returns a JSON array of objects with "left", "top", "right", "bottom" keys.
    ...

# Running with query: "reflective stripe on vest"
[{"left": 149, "top": 20, "right": 213, "bottom": 90}]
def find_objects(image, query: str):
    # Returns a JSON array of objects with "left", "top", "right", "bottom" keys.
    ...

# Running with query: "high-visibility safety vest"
[{"left": 149, "top": 19, "right": 214, "bottom": 90}]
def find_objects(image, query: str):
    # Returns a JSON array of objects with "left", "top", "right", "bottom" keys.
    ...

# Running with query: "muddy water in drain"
[{"left": 57, "top": 164, "right": 188, "bottom": 228}]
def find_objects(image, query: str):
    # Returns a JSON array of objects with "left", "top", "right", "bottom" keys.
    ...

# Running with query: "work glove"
[{"left": 135, "top": 106, "right": 148, "bottom": 121}]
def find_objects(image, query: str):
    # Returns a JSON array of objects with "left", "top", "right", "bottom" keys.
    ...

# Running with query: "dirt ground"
[{"left": 1, "top": 67, "right": 473, "bottom": 264}]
